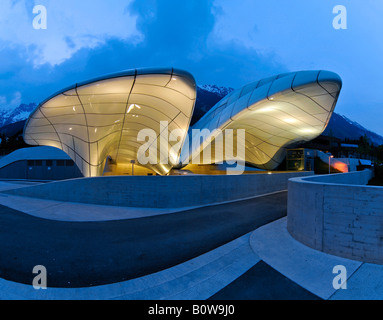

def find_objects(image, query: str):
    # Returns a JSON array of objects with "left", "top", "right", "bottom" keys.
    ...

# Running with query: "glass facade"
[
  {"left": 24, "top": 69, "right": 342, "bottom": 176},
  {"left": 24, "top": 68, "right": 197, "bottom": 177},
  {"left": 183, "top": 70, "right": 342, "bottom": 170}
]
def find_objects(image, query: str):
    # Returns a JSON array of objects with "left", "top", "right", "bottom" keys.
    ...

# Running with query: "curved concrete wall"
[
  {"left": 287, "top": 170, "right": 383, "bottom": 264},
  {"left": 3, "top": 171, "right": 313, "bottom": 208}
]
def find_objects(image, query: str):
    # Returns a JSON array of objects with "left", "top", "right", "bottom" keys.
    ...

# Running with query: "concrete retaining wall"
[
  {"left": 287, "top": 170, "right": 383, "bottom": 264},
  {"left": 3, "top": 171, "right": 313, "bottom": 208}
]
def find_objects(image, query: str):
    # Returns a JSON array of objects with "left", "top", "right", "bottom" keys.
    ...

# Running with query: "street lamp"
[{"left": 329, "top": 155, "right": 334, "bottom": 174}]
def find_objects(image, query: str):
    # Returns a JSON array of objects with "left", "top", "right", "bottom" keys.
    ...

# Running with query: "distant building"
[
  {"left": 339, "top": 143, "right": 359, "bottom": 158},
  {"left": 299, "top": 135, "right": 341, "bottom": 156},
  {"left": 0, "top": 146, "right": 82, "bottom": 180}
]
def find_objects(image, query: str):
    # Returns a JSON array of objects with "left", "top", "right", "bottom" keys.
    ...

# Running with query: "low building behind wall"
[{"left": 0, "top": 147, "right": 83, "bottom": 181}]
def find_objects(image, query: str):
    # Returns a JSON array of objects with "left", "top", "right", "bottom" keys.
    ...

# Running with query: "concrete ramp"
[{"left": 3, "top": 171, "right": 313, "bottom": 208}]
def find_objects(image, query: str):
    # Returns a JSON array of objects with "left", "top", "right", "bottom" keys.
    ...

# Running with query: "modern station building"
[{"left": 1, "top": 68, "right": 342, "bottom": 180}]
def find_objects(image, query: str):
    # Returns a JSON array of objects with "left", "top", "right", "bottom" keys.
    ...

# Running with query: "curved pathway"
[{"left": 0, "top": 192, "right": 287, "bottom": 288}]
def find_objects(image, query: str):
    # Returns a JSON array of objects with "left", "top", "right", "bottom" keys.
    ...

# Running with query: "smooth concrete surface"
[
  {"left": 3, "top": 171, "right": 314, "bottom": 208},
  {"left": 0, "top": 181, "right": 181, "bottom": 222},
  {"left": 3, "top": 215, "right": 383, "bottom": 299},
  {"left": 331, "top": 264, "right": 383, "bottom": 300},
  {"left": 209, "top": 260, "right": 321, "bottom": 300},
  {"left": 0, "top": 181, "right": 41, "bottom": 192},
  {"left": 251, "top": 217, "right": 383, "bottom": 300},
  {"left": 292, "top": 169, "right": 373, "bottom": 185},
  {"left": 0, "top": 233, "right": 259, "bottom": 300},
  {"left": 251, "top": 217, "right": 362, "bottom": 300},
  {"left": 0, "top": 180, "right": 287, "bottom": 222},
  {"left": 287, "top": 170, "right": 383, "bottom": 264},
  {"left": 0, "top": 193, "right": 184, "bottom": 222},
  {"left": 0, "top": 191, "right": 287, "bottom": 288}
]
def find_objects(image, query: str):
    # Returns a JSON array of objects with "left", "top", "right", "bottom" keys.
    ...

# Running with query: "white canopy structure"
[
  {"left": 182, "top": 70, "right": 342, "bottom": 170},
  {"left": 24, "top": 69, "right": 342, "bottom": 176},
  {"left": 24, "top": 68, "right": 196, "bottom": 177}
]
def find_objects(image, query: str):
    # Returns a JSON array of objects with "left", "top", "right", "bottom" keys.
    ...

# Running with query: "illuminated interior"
[
  {"left": 24, "top": 68, "right": 196, "bottom": 177},
  {"left": 182, "top": 70, "right": 342, "bottom": 170},
  {"left": 24, "top": 69, "right": 342, "bottom": 176}
]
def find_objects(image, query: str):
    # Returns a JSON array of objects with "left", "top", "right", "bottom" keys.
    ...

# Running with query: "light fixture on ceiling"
[
  {"left": 257, "top": 107, "right": 274, "bottom": 113},
  {"left": 301, "top": 128, "right": 315, "bottom": 134},
  {"left": 283, "top": 118, "right": 297, "bottom": 124},
  {"left": 127, "top": 104, "right": 141, "bottom": 114}
]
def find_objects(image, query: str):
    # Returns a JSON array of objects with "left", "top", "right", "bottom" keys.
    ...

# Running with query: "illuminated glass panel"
[
  {"left": 183, "top": 70, "right": 342, "bottom": 170},
  {"left": 24, "top": 68, "right": 197, "bottom": 177}
]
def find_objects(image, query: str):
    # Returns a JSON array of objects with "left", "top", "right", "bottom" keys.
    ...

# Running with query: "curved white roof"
[
  {"left": 24, "top": 68, "right": 197, "bottom": 177},
  {"left": 183, "top": 70, "right": 342, "bottom": 170},
  {"left": 23, "top": 69, "right": 342, "bottom": 175}
]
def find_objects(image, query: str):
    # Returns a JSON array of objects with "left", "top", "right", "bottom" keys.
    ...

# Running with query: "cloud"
[
  {"left": 122, "top": 0, "right": 286, "bottom": 85},
  {"left": 0, "top": 0, "right": 286, "bottom": 110},
  {"left": 0, "top": 96, "right": 6, "bottom": 106},
  {"left": 0, "top": 91, "right": 22, "bottom": 112},
  {"left": 1, "top": 0, "right": 383, "bottom": 136},
  {"left": 0, "top": 0, "right": 142, "bottom": 66},
  {"left": 10, "top": 91, "right": 22, "bottom": 107}
]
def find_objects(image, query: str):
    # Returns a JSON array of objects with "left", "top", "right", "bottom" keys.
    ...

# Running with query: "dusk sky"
[{"left": 1, "top": 0, "right": 383, "bottom": 135}]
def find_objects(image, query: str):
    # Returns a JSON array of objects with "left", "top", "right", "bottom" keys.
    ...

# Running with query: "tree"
[
  {"left": 357, "top": 134, "right": 372, "bottom": 156},
  {"left": 377, "top": 145, "right": 383, "bottom": 163}
]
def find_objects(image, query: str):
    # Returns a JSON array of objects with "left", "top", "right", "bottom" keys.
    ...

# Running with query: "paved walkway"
[
  {"left": 0, "top": 233, "right": 259, "bottom": 300},
  {"left": 250, "top": 217, "right": 383, "bottom": 300},
  {"left": 0, "top": 181, "right": 286, "bottom": 222},
  {"left": 0, "top": 180, "right": 381, "bottom": 300},
  {"left": 0, "top": 181, "right": 184, "bottom": 221},
  {"left": 0, "top": 185, "right": 287, "bottom": 289},
  {"left": 209, "top": 261, "right": 320, "bottom": 300},
  {"left": 5, "top": 214, "right": 378, "bottom": 300}
]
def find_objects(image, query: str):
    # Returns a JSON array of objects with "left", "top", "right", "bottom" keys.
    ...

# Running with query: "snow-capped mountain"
[
  {"left": 0, "top": 103, "right": 36, "bottom": 128},
  {"left": 191, "top": 85, "right": 234, "bottom": 125},
  {"left": 323, "top": 112, "right": 383, "bottom": 146},
  {"left": 342, "top": 115, "right": 371, "bottom": 132},
  {"left": 198, "top": 84, "right": 234, "bottom": 97}
]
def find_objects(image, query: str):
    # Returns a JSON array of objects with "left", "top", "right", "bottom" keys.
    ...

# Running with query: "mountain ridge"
[{"left": 0, "top": 103, "right": 36, "bottom": 129}]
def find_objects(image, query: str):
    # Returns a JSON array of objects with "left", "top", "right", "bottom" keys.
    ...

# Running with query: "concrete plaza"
[{"left": 0, "top": 181, "right": 380, "bottom": 300}]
